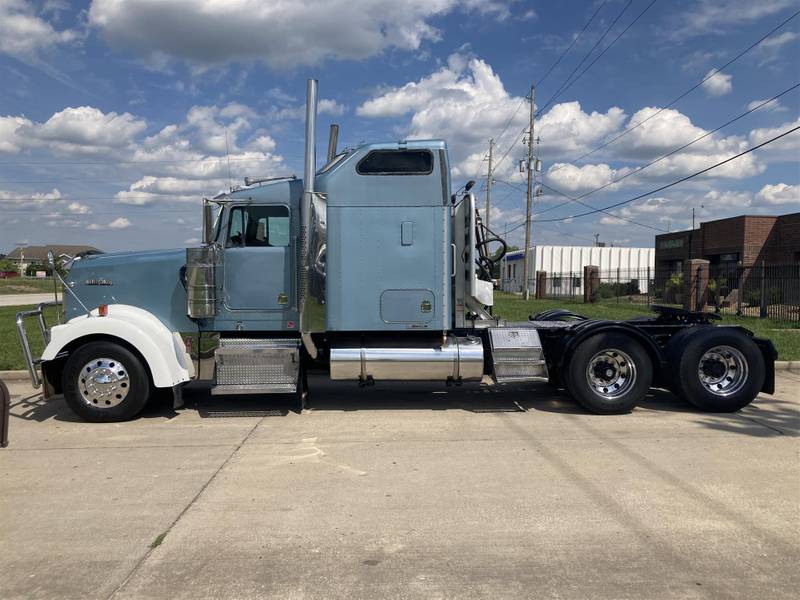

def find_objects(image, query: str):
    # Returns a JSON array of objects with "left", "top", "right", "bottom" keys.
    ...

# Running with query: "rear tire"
[
  {"left": 667, "top": 328, "right": 764, "bottom": 412},
  {"left": 62, "top": 341, "right": 151, "bottom": 422},
  {"left": 564, "top": 332, "right": 653, "bottom": 414}
]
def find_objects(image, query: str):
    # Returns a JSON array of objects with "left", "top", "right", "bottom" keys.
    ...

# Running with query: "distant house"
[{"left": 6, "top": 245, "right": 102, "bottom": 274}]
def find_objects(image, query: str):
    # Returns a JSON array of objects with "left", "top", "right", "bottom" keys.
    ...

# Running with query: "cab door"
[{"left": 223, "top": 204, "right": 291, "bottom": 311}]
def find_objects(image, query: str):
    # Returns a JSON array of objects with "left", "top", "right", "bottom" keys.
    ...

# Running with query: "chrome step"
[
  {"left": 489, "top": 328, "right": 549, "bottom": 383},
  {"left": 211, "top": 338, "right": 300, "bottom": 395}
]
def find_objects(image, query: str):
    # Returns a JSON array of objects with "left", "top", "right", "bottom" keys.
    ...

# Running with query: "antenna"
[{"left": 225, "top": 128, "right": 233, "bottom": 192}]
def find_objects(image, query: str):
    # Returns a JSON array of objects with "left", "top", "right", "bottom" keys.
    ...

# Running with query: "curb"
[
  {"left": 0, "top": 370, "right": 31, "bottom": 382},
  {"left": 0, "top": 362, "right": 798, "bottom": 382},
  {"left": 774, "top": 361, "right": 798, "bottom": 371}
]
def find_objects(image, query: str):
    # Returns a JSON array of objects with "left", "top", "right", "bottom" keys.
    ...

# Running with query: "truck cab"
[{"left": 16, "top": 80, "right": 775, "bottom": 423}]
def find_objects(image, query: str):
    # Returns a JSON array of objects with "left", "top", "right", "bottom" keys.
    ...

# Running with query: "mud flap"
[
  {"left": 172, "top": 384, "right": 184, "bottom": 410},
  {"left": 753, "top": 338, "right": 777, "bottom": 395},
  {"left": 1, "top": 378, "right": 10, "bottom": 448}
]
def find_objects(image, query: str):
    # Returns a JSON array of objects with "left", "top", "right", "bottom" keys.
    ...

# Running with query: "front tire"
[
  {"left": 564, "top": 332, "right": 653, "bottom": 414},
  {"left": 667, "top": 328, "right": 764, "bottom": 412},
  {"left": 62, "top": 341, "right": 151, "bottom": 422}
]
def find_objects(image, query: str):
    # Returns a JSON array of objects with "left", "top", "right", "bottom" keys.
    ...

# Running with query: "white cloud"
[
  {"left": 0, "top": 188, "right": 62, "bottom": 206},
  {"left": 756, "top": 183, "right": 800, "bottom": 205},
  {"left": 66, "top": 202, "right": 90, "bottom": 214},
  {"left": 545, "top": 163, "right": 624, "bottom": 194},
  {"left": 0, "top": 0, "right": 78, "bottom": 61},
  {"left": 701, "top": 70, "right": 732, "bottom": 96},
  {"left": 88, "top": 0, "right": 512, "bottom": 69},
  {"left": 109, "top": 217, "right": 131, "bottom": 229},
  {"left": 748, "top": 117, "right": 800, "bottom": 159},
  {"left": 673, "top": 0, "right": 797, "bottom": 38},
  {"left": 357, "top": 53, "right": 625, "bottom": 177},
  {"left": 755, "top": 31, "right": 798, "bottom": 64},
  {"left": 0, "top": 106, "right": 147, "bottom": 155},
  {"left": 89, "top": 217, "right": 132, "bottom": 230},
  {"left": 0, "top": 115, "right": 32, "bottom": 153},
  {"left": 34, "top": 106, "right": 147, "bottom": 152},
  {"left": 746, "top": 98, "right": 787, "bottom": 113}
]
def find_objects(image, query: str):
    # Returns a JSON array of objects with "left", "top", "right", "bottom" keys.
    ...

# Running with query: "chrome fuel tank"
[{"left": 329, "top": 335, "right": 483, "bottom": 381}]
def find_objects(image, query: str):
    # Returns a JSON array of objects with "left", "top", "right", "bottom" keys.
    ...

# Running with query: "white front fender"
[{"left": 41, "top": 304, "right": 194, "bottom": 388}]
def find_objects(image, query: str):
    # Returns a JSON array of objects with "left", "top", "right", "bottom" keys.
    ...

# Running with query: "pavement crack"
[{"left": 105, "top": 416, "right": 266, "bottom": 600}]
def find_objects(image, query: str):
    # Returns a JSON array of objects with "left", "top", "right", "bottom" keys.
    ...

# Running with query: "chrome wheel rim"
[
  {"left": 698, "top": 345, "right": 748, "bottom": 397},
  {"left": 586, "top": 349, "right": 637, "bottom": 400},
  {"left": 78, "top": 358, "right": 130, "bottom": 408}
]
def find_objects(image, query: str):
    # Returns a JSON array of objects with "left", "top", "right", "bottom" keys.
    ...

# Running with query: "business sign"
[{"left": 658, "top": 238, "right": 684, "bottom": 250}]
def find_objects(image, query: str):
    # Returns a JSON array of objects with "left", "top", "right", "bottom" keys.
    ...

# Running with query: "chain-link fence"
[{"left": 516, "top": 263, "right": 800, "bottom": 323}]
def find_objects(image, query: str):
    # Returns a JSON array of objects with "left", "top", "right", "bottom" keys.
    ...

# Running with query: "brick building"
[{"left": 654, "top": 212, "right": 800, "bottom": 274}]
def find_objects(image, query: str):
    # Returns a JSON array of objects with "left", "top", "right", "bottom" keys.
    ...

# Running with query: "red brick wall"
[
  {"left": 701, "top": 216, "right": 746, "bottom": 257},
  {"left": 776, "top": 212, "right": 800, "bottom": 262},
  {"left": 743, "top": 216, "right": 779, "bottom": 264}
]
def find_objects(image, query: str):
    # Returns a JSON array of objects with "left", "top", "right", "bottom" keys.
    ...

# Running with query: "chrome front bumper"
[{"left": 15, "top": 301, "right": 61, "bottom": 388}]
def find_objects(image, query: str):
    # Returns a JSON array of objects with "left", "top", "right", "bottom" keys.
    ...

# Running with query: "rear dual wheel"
[
  {"left": 564, "top": 332, "right": 653, "bottom": 414},
  {"left": 667, "top": 328, "right": 764, "bottom": 412}
]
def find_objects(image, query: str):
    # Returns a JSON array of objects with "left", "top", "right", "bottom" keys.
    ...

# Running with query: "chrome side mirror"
[{"left": 47, "top": 250, "right": 56, "bottom": 270}]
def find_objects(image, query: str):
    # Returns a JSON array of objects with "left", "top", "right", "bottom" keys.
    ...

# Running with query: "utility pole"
[
  {"left": 485, "top": 138, "right": 494, "bottom": 231},
  {"left": 521, "top": 84, "right": 536, "bottom": 300},
  {"left": 594, "top": 233, "right": 600, "bottom": 247}
]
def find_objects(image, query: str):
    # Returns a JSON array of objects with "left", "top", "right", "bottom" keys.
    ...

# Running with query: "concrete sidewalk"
[
  {"left": 0, "top": 292, "right": 60, "bottom": 307},
  {"left": 1, "top": 374, "right": 798, "bottom": 599}
]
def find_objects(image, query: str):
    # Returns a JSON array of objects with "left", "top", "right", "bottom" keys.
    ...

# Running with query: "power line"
[
  {"left": 494, "top": 178, "right": 665, "bottom": 232},
  {"left": 537, "top": 0, "right": 659, "bottom": 116},
  {"left": 0, "top": 155, "right": 281, "bottom": 167},
  {"left": 537, "top": 0, "right": 634, "bottom": 117},
  {"left": 538, "top": 82, "right": 800, "bottom": 215},
  {"left": 549, "top": 7, "right": 800, "bottom": 171},
  {"left": 479, "top": 1, "right": 611, "bottom": 179},
  {"left": 536, "top": 0, "right": 609, "bottom": 87},
  {"left": 534, "top": 125, "right": 800, "bottom": 223},
  {"left": 539, "top": 182, "right": 665, "bottom": 231}
]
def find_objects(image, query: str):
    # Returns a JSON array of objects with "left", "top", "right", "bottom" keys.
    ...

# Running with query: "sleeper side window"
[
  {"left": 356, "top": 150, "right": 434, "bottom": 175},
  {"left": 226, "top": 205, "right": 290, "bottom": 248}
]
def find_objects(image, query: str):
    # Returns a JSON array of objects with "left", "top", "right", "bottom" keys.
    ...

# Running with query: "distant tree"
[{"left": 0, "top": 258, "right": 17, "bottom": 272}]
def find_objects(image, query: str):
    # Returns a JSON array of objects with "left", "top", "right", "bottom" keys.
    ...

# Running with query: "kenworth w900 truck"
[{"left": 15, "top": 80, "right": 776, "bottom": 423}]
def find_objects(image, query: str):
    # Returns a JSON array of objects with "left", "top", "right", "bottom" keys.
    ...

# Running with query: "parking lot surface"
[{"left": 1, "top": 373, "right": 798, "bottom": 599}]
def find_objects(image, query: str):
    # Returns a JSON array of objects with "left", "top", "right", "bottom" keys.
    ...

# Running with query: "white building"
[{"left": 500, "top": 245, "right": 655, "bottom": 295}]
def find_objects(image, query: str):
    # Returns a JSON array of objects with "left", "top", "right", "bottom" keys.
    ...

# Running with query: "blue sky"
[{"left": 0, "top": 0, "right": 798, "bottom": 254}]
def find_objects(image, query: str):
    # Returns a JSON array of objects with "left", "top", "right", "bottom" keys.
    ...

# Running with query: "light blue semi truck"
[{"left": 16, "top": 80, "right": 776, "bottom": 423}]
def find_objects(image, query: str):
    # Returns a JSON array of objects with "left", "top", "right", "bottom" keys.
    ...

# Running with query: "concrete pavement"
[
  {"left": 0, "top": 293, "right": 60, "bottom": 307},
  {"left": 1, "top": 374, "right": 798, "bottom": 599}
]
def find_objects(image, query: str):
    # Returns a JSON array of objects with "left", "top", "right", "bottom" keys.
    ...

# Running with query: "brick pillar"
[
  {"left": 684, "top": 259, "right": 709, "bottom": 312},
  {"left": 535, "top": 271, "right": 547, "bottom": 299},
  {"left": 584, "top": 265, "right": 599, "bottom": 304}
]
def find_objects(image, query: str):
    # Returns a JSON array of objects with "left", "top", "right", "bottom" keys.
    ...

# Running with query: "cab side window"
[
  {"left": 227, "top": 206, "right": 290, "bottom": 248},
  {"left": 356, "top": 150, "right": 433, "bottom": 175}
]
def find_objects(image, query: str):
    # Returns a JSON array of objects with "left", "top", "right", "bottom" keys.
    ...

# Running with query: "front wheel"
[
  {"left": 667, "top": 328, "right": 764, "bottom": 412},
  {"left": 62, "top": 341, "right": 151, "bottom": 422},
  {"left": 564, "top": 332, "right": 653, "bottom": 414}
]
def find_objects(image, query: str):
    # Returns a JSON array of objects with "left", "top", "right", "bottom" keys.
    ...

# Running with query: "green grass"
[
  {"left": 0, "top": 304, "right": 61, "bottom": 371},
  {"left": 493, "top": 292, "right": 800, "bottom": 361},
  {"left": 0, "top": 277, "right": 62, "bottom": 295},
  {"left": 0, "top": 295, "right": 796, "bottom": 371}
]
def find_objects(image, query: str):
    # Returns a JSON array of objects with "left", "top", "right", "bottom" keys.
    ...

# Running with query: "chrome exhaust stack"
[
  {"left": 327, "top": 124, "right": 339, "bottom": 162},
  {"left": 300, "top": 79, "right": 324, "bottom": 357}
]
